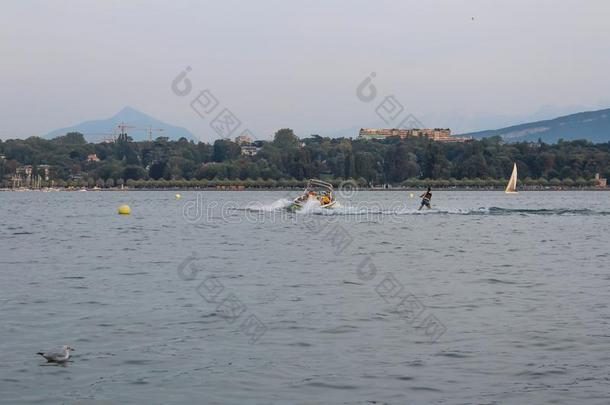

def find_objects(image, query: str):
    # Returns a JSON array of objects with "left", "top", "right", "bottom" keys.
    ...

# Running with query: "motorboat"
[{"left": 288, "top": 179, "right": 338, "bottom": 211}]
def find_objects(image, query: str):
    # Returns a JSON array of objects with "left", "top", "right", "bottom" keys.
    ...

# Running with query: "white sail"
[{"left": 505, "top": 163, "right": 518, "bottom": 193}]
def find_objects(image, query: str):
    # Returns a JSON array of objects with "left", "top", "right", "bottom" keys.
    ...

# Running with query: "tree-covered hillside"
[
  {"left": 463, "top": 108, "right": 610, "bottom": 143},
  {"left": 1, "top": 129, "right": 609, "bottom": 188}
]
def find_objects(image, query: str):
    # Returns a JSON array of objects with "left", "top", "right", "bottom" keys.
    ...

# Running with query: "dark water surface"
[{"left": 1, "top": 191, "right": 609, "bottom": 404}]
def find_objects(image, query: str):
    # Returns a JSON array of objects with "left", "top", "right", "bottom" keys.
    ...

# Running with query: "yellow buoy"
[
  {"left": 409, "top": 193, "right": 414, "bottom": 199},
  {"left": 118, "top": 204, "right": 131, "bottom": 215},
  {"left": 175, "top": 193, "right": 182, "bottom": 200}
]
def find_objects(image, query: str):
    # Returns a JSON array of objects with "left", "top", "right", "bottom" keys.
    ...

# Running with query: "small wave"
[
  {"left": 303, "top": 381, "right": 359, "bottom": 390},
  {"left": 122, "top": 359, "right": 156, "bottom": 366},
  {"left": 488, "top": 207, "right": 609, "bottom": 216},
  {"left": 319, "top": 325, "right": 359, "bottom": 334},
  {"left": 409, "top": 386, "right": 443, "bottom": 392},
  {"left": 434, "top": 351, "right": 472, "bottom": 358},
  {"left": 477, "top": 278, "right": 518, "bottom": 285},
  {"left": 288, "top": 342, "right": 313, "bottom": 347}
]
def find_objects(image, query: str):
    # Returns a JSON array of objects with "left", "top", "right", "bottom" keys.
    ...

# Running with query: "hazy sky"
[{"left": 2, "top": 0, "right": 610, "bottom": 141}]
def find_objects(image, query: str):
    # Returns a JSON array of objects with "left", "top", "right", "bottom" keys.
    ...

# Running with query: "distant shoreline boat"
[{"left": 505, "top": 163, "right": 518, "bottom": 194}]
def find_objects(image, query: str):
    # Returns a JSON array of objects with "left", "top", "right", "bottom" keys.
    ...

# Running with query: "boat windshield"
[{"left": 299, "top": 179, "right": 334, "bottom": 201}]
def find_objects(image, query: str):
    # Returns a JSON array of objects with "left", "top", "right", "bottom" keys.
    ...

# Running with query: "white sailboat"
[{"left": 505, "top": 163, "right": 518, "bottom": 194}]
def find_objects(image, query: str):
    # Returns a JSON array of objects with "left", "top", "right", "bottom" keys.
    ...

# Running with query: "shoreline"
[{"left": 1, "top": 186, "right": 608, "bottom": 192}]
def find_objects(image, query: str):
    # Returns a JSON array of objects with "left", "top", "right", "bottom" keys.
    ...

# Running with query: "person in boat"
[
  {"left": 320, "top": 192, "right": 332, "bottom": 205},
  {"left": 418, "top": 187, "right": 432, "bottom": 210}
]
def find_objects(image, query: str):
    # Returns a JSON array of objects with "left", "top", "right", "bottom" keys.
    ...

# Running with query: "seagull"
[{"left": 37, "top": 345, "right": 74, "bottom": 363}]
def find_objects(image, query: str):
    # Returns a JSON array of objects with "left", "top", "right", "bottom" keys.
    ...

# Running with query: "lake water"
[{"left": 1, "top": 190, "right": 609, "bottom": 404}]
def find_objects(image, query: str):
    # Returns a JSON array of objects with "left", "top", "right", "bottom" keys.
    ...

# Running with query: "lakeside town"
[{"left": 0, "top": 126, "right": 607, "bottom": 191}]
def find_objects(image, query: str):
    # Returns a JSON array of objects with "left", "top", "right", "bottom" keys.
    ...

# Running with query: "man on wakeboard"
[{"left": 418, "top": 187, "right": 432, "bottom": 210}]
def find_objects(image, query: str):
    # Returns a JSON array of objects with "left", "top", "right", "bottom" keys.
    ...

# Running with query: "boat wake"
[
  {"left": 243, "top": 198, "right": 293, "bottom": 212},
  {"left": 240, "top": 200, "right": 610, "bottom": 217},
  {"left": 486, "top": 207, "right": 610, "bottom": 216}
]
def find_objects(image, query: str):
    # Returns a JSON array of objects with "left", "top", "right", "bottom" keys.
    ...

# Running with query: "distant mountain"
[
  {"left": 44, "top": 106, "right": 195, "bottom": 142},
  {"left": 461, "top": 108, "right": 610, "bottom": 143}
]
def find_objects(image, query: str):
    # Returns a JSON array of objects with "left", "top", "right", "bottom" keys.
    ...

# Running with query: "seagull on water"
[{"left": 37, "top": 345, "right": 74, "bottom": 363}]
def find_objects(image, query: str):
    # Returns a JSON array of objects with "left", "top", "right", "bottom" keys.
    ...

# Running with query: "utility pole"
[
  {"left": 144, "top": 126, "right": 164, "bottom": 142},
  {"left": 117, "top": 122, "right": 136, "bottom": 141}
]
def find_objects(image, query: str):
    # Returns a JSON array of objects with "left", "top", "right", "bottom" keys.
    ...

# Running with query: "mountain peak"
[
  {"left": 116, "top": 105, "right": 139, "bottom": 115},
  {"left": 45, "top": 107, "right": 196, "bottom": 142},
  {"left": 111, "top": 106, "right": 153, "bottom": 121}
]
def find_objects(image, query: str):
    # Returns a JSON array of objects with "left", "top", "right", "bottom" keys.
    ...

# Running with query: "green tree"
[
  {"left": 212, "top": 139, "right": 241, "bottom": 162},
  {"left": 272, "top": 128, "right": 300, "bottom": 149}
]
